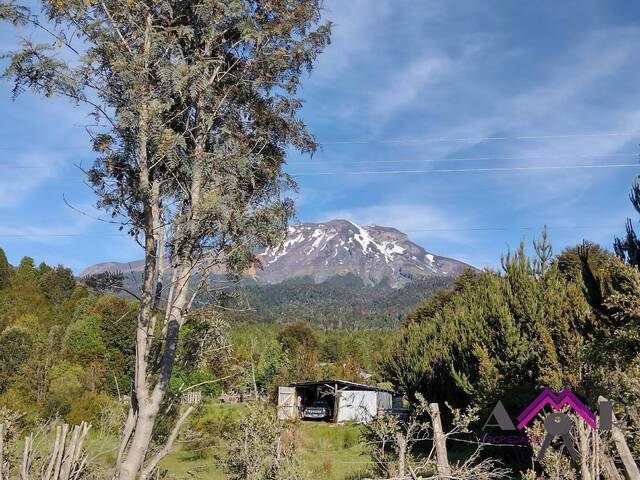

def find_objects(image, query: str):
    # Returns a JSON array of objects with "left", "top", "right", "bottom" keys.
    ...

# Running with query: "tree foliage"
[
  {"left": 0, "top": 326, "right": 33, "bottom": 392},
  {"left": 0, "top": 248, "right": 10, "bottom": 290},
  {"left": 2, "top": 0, "right": 331, "bottom": 476},
  {"left": 63, "top": 314, "right": 107, "bottom": 363},
  {"left": 381, "top": 235, "right": 597, "bottom": 414},
  {"left": 40, "top": 265, "right": 76, "bottom": 304},
  {"left": 382, "top": 233, "right": 640, "bottom": 475},
  {"left": 615, "top": 177, "right": 640, "bottom": 267}
]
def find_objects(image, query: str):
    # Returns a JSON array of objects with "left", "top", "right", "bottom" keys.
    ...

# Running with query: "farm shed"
[{"left": 277, "top": 379, "right": 404, "bottom": 423}]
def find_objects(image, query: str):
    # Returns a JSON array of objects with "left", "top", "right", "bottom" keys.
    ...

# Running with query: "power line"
[
  {"left": 290, "top": 153, "right": 639, "bottom": 165},
  {"left": 0, "top": 163, "right": 637, "bottom": 194},
  {"left": 2, "top": 162, "right": 637, "bottom": 179},
  {"left": 1, "top": 130, "right": 640, "bottom": 151},
  {"left": 321, "top": 131, "right": 640, "bottom": 145},
  {"left": 1, "top": 154, "right": 638, "bottom": 170},
  {"left": 291, "top": 163, "right": 640, "bottom": 176},
  {"left": 0, "top": 233, "right": 128, "bottom": 238},
  {"left": 404, "top": 225, "right": 620, "bottom": 233},
  {"left": 0, "top": 224, "right": 622, "bottom": 238}
]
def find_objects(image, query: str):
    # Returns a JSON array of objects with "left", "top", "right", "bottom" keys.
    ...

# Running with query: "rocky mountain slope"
[
  {"left": 256, "top": 220, "right": 469, "bottom": 287},
  {"left": 81, "top": 219, "right": 472, "bottom": 288}
]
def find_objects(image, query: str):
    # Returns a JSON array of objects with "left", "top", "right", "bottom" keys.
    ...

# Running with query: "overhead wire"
[
  {"left": 289, "top": 152, "right": 639, "bottom": 165},
  {"left": 290, "top": 163, "right": 640, "bottom": 176},
  {"left": 0, "top": 224, "right": 622, "bottom": 238},
  {"left": 320, "top": 131, "right": 640, "bottom": 145},
  {"left": 0, "top": 129, "right": 640, "bottom": 151},
  {"left": 0, "top": 163, "right": 637, "bottom": 179}
]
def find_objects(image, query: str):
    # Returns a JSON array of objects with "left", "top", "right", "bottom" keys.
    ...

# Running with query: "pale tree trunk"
[
  {"left": 140, "top": 406, "right": 195, "bottom": 478},
  {"left": 113, "top": 10, "right": 221, "bottom": 477},
  {"left": 117, "top": 264, "right": 192, "bottom": 479},
  {"left": 116, "top": 54, "right": 206, "bottom": 479},
  {"left": 114, "top": 12, "right": 180, "bottom": 478}
]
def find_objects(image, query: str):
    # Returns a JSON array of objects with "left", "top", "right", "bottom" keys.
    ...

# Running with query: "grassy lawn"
[
  {"left": 79, "top": 402, "right": 373, "bottom": 479},
  {"left": 158, "top": 416, "right": 372, "bottom": 479},
  {"left": 297, "top": 421, "right": 371, "bottom": 480},
  {"left": 23, "top": 403, "right": 478, "bottom": 479}
]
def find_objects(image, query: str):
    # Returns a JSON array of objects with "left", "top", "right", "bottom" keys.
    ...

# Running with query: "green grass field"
[
  {"left": 82, "top": 402, "right": 373, "bottom": 479},
  {"left": 157, "top": 422, "right": 371, "bottom": 479}
]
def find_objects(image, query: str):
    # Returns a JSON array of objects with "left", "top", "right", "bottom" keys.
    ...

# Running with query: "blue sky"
[{"left": 2, "top": 1, "right": 640, "bottom": 272}]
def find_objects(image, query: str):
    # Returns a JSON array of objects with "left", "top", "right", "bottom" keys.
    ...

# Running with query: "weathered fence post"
[
  {"left": 395, "top": 431, "right": 407, "bottom": 478},
  {"left": 0, "top": 423, "right": 4, "bottom": 480},
  {"left": 429, "top": 402, "right": 451, "bottom": 478},
  {"left": 599, "top": 396, "right": 640, "bottom": 480},
  {"left": 577, "top": 418, "right": 593, "bottom": 480},
  {"left": 20, "top": 433, "right": 33, "bottom": 480},
  {"left": 601, "top": 452, "right": 623, "bottom": 480}
]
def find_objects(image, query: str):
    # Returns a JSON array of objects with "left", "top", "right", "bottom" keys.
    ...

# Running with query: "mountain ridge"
[{"left": 80, "top": 219, "right": 472, "bottom": 288}]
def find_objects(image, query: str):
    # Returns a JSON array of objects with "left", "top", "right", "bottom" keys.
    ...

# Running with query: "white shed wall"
[
  {"left": 336, "top": 390, "right": 377, "bottom": 422},
  {"left": 377, "top": 391, "right": 392, "bottom": 410}
]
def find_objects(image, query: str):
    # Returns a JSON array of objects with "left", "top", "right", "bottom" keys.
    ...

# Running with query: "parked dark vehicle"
[{"left": 303, "top": 399, "right": 332, "bottom": 420}]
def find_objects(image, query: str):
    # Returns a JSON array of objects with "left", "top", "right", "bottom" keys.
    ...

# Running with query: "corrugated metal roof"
[{"left": 289, "top": 379, "right": 396, "bottom": 394}]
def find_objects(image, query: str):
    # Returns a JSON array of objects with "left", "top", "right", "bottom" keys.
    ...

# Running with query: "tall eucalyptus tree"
[{"left": 1, "top": 1, "right": 330, "bottom": 477}]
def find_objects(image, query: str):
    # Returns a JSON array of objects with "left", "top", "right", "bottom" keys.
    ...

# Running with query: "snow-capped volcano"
[
  {"left": 254, "top": 219, "right": 470, "bottom": 287},
  {"left": 80, "top": 219, "right": 472, "bottom": 288}
]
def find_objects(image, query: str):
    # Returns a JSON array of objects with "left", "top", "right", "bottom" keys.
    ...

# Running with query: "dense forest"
[
  {"left": 0, "top": 248, "right": 396, "bottom": 429},
  {"left": 225, "top": 275, "right": 453, "bottom": 329},
  {"left": 107, "top": 271, "right": 454, "bottom": 330}
]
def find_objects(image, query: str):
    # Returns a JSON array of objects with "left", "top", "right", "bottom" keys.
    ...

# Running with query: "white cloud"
[
  {"left": 315, "top": 0, "right": 394, "bottom": 79},
  {"left": 361, "top": 26, "right": 640, "bottom": 207},
  {"left": 0, "top": 151, "right": 73, "bottom": 208},
  {"left": 369, "top": 54, "right": 453, "bottom": 120},
  {"left": 318, "top": 203, "right": 473, "bottom": 244}
]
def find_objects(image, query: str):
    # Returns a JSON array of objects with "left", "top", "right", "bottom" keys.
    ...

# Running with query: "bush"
[
  {"left": 40, "top": 265, "right": 76, "bottom": 304},
  {"left": 220, "top": 403, "right": 307, "bottom": 480},
  {"left": 63, "top": 315, "right": 106, "bottom": 363},
  {"left": 182, "top": 405, "right": 239, "bottom": 459},
  {"left": 66, "top": 391, "right": 114, "bottom": 425},
  {"left": 0, "top": 326, "right": 33, "bottom": 392},
  {"left": 45, "top": 361, "right": 87, "bottom": 418}
]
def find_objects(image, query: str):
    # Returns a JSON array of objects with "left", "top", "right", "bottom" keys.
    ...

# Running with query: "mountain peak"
[{"left": 257, "top": 220, "right": 469, "bottom": 287}]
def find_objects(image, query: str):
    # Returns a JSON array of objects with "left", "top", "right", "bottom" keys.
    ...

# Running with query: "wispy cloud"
[
  {"left": 319, "top": 203, "right": 472, "bottom": 244},
  {"left": 0, "top": 151, "right": 73, "bottom": 208}
]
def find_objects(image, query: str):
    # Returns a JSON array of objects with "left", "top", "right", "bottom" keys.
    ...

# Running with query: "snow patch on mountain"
[{"left": 255, "top": 219, "right": 471, "bottom": 287}]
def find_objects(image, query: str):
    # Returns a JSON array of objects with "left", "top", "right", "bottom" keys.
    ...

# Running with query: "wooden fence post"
[
  {"left": 599, "top": 396, "right": 640, "bottom": 480},
  {"left": 394, "top": 431, "right": 407, "bottom": 478},
  {"left": 429, "top": 402, "right": 451, "bottom": 478},
  {"left": 0, "top": 423, "right": 4, "bottom": 480},
  {"left": 577, "top": 418, "right": 593, "bottom": 480},
  {"left": 20, "top": 433, "right": 33, "bottom": 480}
]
